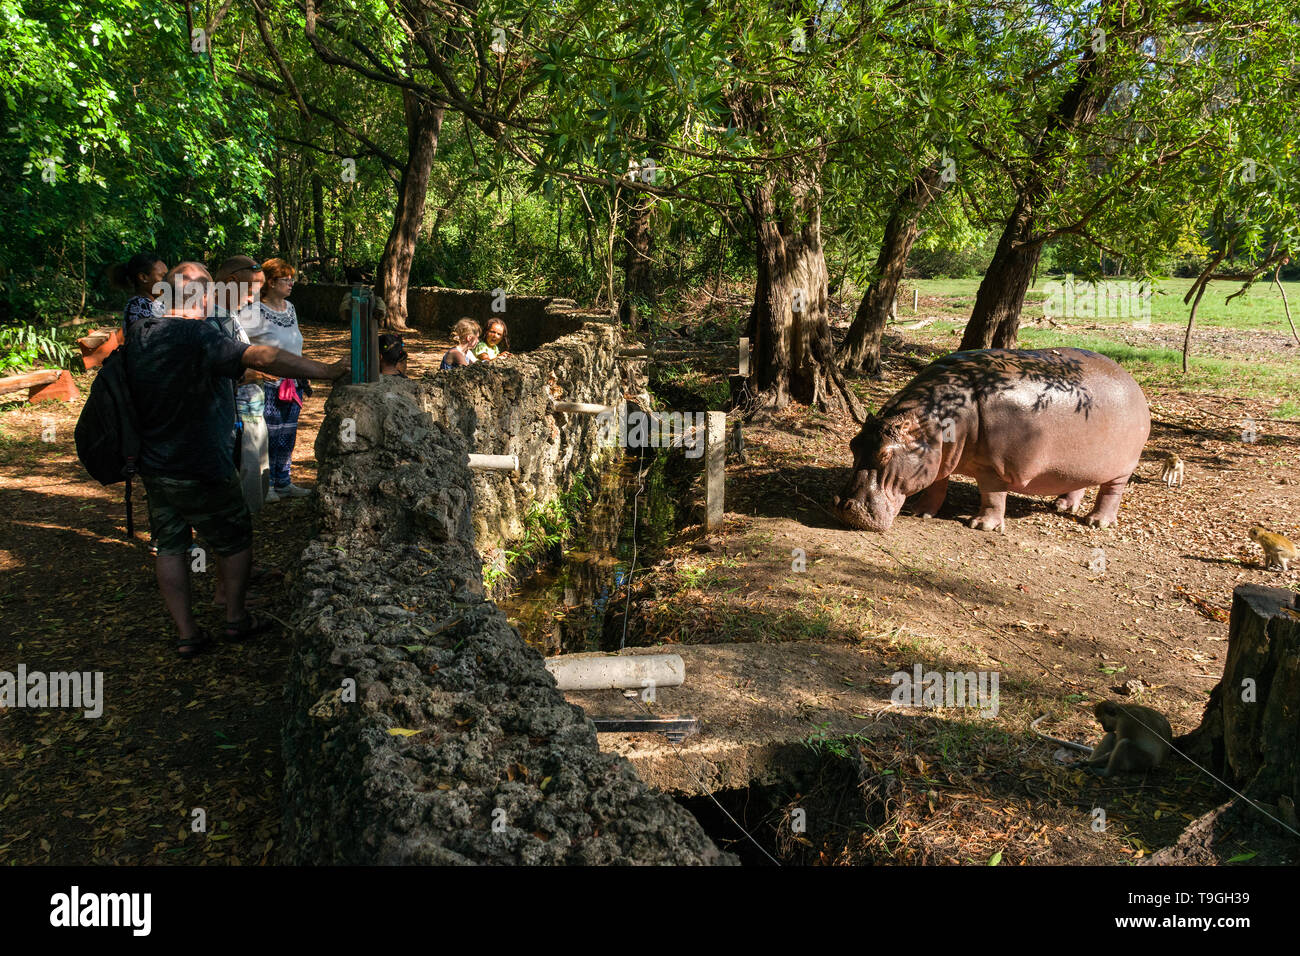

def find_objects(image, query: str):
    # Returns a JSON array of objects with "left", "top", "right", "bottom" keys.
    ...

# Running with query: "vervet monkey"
[
  {"left": 1084, "top": 701, "right": 1172, "bottom": 778},
  {"left": 1248, "top": 526, "right": 1296, "bottom": 571},
  {"left": 1160, "top": 452, "right": 1184, "bottom": 488},
  {"left": 1031, "top": 713, "right": 1094, "bottom": 758}
]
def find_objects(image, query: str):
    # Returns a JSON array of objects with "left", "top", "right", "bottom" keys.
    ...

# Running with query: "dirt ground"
[
  {"left": 2, "top": 309, "right": 1295, "bottom": 866},
  {"left": 0, "top": 322, "right": 445, "bottom": 865},
  {"left": 593, "top": 312, "right": 1299, "bottom": 864}
]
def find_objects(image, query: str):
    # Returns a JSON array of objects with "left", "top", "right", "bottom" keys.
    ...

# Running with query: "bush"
[
  {"left": 907, "top": 234, "right": 998, "bottom": 279},
  {"left": 0, "top": 323, "right": 79, "bottom": 373}
]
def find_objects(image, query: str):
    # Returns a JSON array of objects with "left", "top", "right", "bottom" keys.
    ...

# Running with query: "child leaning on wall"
[
  {"left": 440, "top": 318, "right": 480, "bottom": 370},
  {"left": 471, "top": 317, "right": 511, "bottom": 361}
]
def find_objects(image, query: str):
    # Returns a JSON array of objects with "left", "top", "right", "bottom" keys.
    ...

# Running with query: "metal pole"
[
  {"left": 350, "top": 284, "right": 363, "bottom": 384},
  {"left": 366, "top": 292, "right": 379, "bottom": 383}
]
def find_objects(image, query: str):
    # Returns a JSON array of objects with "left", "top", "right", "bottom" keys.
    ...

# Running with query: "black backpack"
[{"left": 74, "top": 345, "right": 142, "bottom": 537}]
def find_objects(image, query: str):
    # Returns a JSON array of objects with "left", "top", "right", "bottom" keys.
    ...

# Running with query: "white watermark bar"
[
  {"left": 0, "top": 665, "right": 103, "bottom": 718},
  {"left": 890, "top": 664, "right": 999, "bottom": 719},
  {"left": 150, "top": 278, "right": 262, "bottom": 316},
  {"left": 1042, "top": 276, "right": 1153, "bottom": 324}
]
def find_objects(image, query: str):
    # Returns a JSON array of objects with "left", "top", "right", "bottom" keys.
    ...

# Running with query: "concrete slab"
[{"left": 563, "top": 642, "right": 903, "bottom": 795}]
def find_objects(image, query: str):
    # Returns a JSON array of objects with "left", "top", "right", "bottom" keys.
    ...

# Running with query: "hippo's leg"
[
  {"left": 1053, "top": 488, "right": 1087, "bottom": 514},
  {"left": 910, "top": 477, "right": 949, "bottom": 518},
  {"left": 1083, "top": 473, "right": 1133, "bottom": 529},
  {"left": 969, "top": 478, "right": 1008, "bottom": 532}
]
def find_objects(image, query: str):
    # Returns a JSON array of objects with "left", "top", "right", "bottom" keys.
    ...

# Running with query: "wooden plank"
[{"left": 0, "top": 370, "right": 60, "bottom": 396}]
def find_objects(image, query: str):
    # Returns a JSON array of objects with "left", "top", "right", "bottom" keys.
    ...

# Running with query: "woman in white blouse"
[{"left": 239, "top": 257, "right": 310, "bottom": 501}]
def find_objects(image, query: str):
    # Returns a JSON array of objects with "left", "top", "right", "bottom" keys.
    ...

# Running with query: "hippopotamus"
[{"left": 833, "top": 348, "right": 1150, "bottom": 533}]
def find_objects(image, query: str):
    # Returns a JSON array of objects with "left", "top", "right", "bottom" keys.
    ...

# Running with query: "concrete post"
[
  {"left": 551, "top": 401, "right": 613, "bottom": 415},
  {"left": 705, "top": 411, "right": 725, "bottom": 531}
]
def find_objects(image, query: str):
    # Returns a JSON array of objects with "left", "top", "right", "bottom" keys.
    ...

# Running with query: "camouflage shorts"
[{"left": 142, "top": 472, "right": 253, "bottom": 557}]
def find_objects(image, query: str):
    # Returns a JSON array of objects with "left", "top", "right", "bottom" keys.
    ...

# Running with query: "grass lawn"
[
  {"left": 904, "top": 276, "right": 1300, "bottom": 331},
  {"left": 883, "top": 277, "right": 1300, "bottom": 414}
]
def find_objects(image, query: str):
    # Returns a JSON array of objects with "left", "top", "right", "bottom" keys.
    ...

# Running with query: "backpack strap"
[
  {"left": 117, "top": 327, "right": 143, "bottom": 539},
  {"left": 124, "top": 476, "right": 134, "bottom": 539}
]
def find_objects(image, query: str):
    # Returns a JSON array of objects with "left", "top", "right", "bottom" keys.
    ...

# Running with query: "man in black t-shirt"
[{"left": 126, "top": 262, "right": 348, "bottom": 658}]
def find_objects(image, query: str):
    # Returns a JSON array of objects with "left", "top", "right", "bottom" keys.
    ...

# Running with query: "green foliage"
[
  {"left": 803, "top": 722, "right": 870, "bottom": 760},
  {"left": 0, "top": 1, "right": 272, "bottom": 321},
  {"left": 502, "top": 473, "right": 594, "bottom": 571},
  {"left": 909, "top": 232, "right": 998, "bottom": 280},
  {"left": 5, "top": 0, "right": 1299, "bottom": 344},
  {"left": 0, "top": 323, "right": 78, "bottom": 372}
]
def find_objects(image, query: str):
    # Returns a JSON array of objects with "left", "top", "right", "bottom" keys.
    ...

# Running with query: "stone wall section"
[{"left": 281, "top": 312, "right": 733, "bottom": 865}]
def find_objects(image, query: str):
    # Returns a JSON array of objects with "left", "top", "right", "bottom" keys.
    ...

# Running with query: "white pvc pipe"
[
  {"left": 545, "top": 654, "right": 685, "bottom": 691},
  {"left": 552, "top": 401, "right": 612, "bottom": 415},
  {"left": 467, "top": 453, "right": 519, "bottom": 472}
]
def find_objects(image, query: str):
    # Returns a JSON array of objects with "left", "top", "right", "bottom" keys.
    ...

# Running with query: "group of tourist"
[
  {"left": 110, "top": 252, "right": 516, "bottom": 659},
  {"left": 114, "top": 253, "right": 315, "bottom": 506},
  {"left": 111, "top": 253, "right": 346, "bottom": 658}
]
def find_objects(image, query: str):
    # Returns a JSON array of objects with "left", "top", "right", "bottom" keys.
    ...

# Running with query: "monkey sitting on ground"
[
  {"left": 1160, "top": 452, "right": 1184, "bottom": 488},
  {"left": 1084, "top": 701, "right": 1173, "bottom": 778},
  {"left": 1248, "top": 526, "right": 1296, "bottom": 572}
]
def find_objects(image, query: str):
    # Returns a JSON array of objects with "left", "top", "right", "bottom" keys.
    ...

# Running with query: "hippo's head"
[{"left": 833, "top": 413, "right": 942, "bottom": 532}]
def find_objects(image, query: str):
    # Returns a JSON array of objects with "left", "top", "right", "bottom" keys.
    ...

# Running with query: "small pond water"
[{"left": 501, "top": 446, "right": 688, "bottom": 656}]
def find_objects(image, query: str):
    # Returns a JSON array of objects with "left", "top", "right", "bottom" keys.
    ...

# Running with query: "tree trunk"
[
  {"left": 311, "top": 173, "right": 327, "bottom": 271},
  {"left": 1180, "top": 585, "right": 1300, "bottom": 801},
  {"left": 619, "top": 126, "right": 661, "bottom": 331},
  {"left": 743, "top": 179, "right": 862, "bottom": 420},
  {"left": 839, "top": 161, "right": 947, "bottom": 374},
  {"left": 1149, "top": 585, "right": 1300, "bottom": 862},
  {"left": 959, "top": 198, "right": 1043, "bottom": 350},
  {"left": 958, "top": 31, "right": 1112, "bottom": 351},
  {"left": 376, "top": 94, "right": 444, "bottom": 331},
  {"left": 618, "top": 189, "right": 654, "bottom": 330}
]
